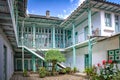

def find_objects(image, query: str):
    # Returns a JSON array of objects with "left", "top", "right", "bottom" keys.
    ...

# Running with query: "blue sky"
[{"left": 27, "top": 0, "right": 120, "bottom": 19}]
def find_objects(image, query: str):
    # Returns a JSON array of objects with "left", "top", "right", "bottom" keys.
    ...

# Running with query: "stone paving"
[{"left": 10, "top": 73, "right": 87, "bottom": 80}]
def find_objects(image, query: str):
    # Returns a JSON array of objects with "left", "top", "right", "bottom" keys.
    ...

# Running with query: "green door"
[
  {"left": 17, "top": 60, "right": 22, "bottom": 71},
  {"left": 24, "top": 60, "right": 28, "bottom": 70},
  {"left": 3, "top": 46, "right": 7, "bottom": 80},
  {"left": 85, "top": 54, "right": 89, "bottom": 69}
]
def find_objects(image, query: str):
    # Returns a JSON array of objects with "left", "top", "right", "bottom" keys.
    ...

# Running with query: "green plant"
[
  {"left": 39, "top": 67, "right": 46, "bottom": 78},
  {"left": 73, "top": 67, "right": 77, "bottom": 73},
  {"left": 85, "top": 68, "right": 93, "bottom": 76},
  {"left": 113, "top": 71, "right": 120, "bottom": 80},
  {"left": 23, "top": 69, "right": 28, "bottom": 77},
  {"left": 65, "top": 67, "right": 71, "bottom": 74},
  {"left": 59, "top": 68, "right": 66, "bottom": 74},
  {"left": 45, "top": 50, "right": 66, "bottom": 74},
  {"left": 98, "top": 60, "right": 117, "bottom": 80}
]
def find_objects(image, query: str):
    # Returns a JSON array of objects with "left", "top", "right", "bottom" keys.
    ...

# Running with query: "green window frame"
[
  {"left": 108, "top": 49, "right": 120, "bottom": 63},
  {"left": 115, "top": 15, "right": 120, "bottom": 33}
]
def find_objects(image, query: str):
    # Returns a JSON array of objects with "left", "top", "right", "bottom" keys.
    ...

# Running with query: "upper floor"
[{"left": 16, "top": 0, "right": 120, "bottom": 49}]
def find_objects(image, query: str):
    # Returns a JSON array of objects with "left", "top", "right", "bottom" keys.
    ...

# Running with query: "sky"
[{"left": 27, "top": 0, "right": 120, "bottom": 19}]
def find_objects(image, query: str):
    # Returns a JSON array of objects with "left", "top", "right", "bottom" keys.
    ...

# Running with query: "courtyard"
[{"left": 10, "top": 73, "right": 86, "bottom": 80}]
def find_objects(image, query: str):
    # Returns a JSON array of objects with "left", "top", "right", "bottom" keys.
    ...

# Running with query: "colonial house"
[{"left": 0, "top": 0, "right": 120, "bottom": 80}]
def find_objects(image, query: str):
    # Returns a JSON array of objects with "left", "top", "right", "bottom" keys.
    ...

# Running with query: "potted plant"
[
  {"left": 39, "top": 67, "right": 46, "bottom": 78},
  {"left": 23, "top": 69, "right": 29, "bottom": 77}
]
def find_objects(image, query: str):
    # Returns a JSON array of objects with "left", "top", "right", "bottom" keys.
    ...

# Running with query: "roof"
[
  {"left": 29, "top": 14, "right": 64, "bottom": 21},
  {"left": 60, "top": 0, "right": 120, "bottom": 28},
  {"left": 16, "top": 0, "right": 27, "bottom": 17},
  {"left": 18, "top": 14, "right": 64, "bottom": 27}
]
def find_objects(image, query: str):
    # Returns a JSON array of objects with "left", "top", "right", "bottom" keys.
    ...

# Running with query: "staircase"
[{"left": 18, "top": 46, "right": 66, "bottom": 68}]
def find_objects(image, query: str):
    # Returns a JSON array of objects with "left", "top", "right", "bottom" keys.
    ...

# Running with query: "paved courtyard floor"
[{"left": 10, "top": 73, "right": 86, "bottom": 80}]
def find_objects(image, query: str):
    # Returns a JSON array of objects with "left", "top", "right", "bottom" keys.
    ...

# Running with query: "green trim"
[
  {"left": 75, "top": 32, "right": 78, "bottom": 35},
  {"left": 33, "top": 24, "right": 36, "bottom": 48},
  {"left": 88, "top": 8, "right": 92, "bottom": 68},
  {"left": 72, "top": 24, "right": 76, "bottom": 67},
  {"left": 73, "top": 47, "right": 76, "bottom": 67},
  {"left": 75, "top": 12, "right": 97, "bottom": 28},
  {"left": 84, "top": 54, "right": 89, "bottom": 69},
  {"left": 32, "top": 55, "right": 36, "bottom": 72},
  {"left": 53, "top": 27, "right": 55, "bottom": 48}
]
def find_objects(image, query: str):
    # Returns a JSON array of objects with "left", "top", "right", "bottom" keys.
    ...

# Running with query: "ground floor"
[{"left": 65, "top": 35, "right": 120, "bottom": 72}]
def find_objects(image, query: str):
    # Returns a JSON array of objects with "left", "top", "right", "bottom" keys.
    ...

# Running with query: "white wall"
[
  {"left": 74, "top": 12, "right": 101, "bottom": 43},
  {"left": 0, "top": 29, "right": 14, "bottom": 80},
  {"left": 65, "top": 36, "right": 120, "bottom": 72},
  {"left": 100, "top": 11, "right": 120, "bottom": 36}
]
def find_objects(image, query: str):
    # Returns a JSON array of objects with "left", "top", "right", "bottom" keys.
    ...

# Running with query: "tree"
[{"left": 45, "top": 49, "right": 65, "bottom": 73}]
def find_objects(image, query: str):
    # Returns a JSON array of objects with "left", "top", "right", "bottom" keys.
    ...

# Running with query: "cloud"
[
  {"left": 63, "top": 10, "right": 66, "bottom": 13},
  {"left": 58, "top": 14, "right": 69, "bottom": 19},
  {"left": 70, "top": 0, "right": 74, "bottom": 3},
  {"left": 58, "top": 0, "right": 86, "bottom": 19},
  {"left": 26, "top": 9, "right": 29, "bottom": 14}
]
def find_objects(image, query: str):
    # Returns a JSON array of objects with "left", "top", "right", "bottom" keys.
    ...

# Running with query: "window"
[
  {"left": 84, "top": 26, "right": 88, "bottom": 40},
  {"left": 105, "top": 13, "right": 111, "bottom": 27},
  {"left": 115, "top": 15, "right": 120, "bottom": 33},
  {"left": 108, "top": 49, "right": 120, "bottom": 63}
]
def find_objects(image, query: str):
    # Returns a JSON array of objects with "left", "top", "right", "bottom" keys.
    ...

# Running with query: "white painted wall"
[
  {"left": 100, "top": 11, "right": 120, "bottom": 36},
  {"left": 64, "top": 36, "right": 120, "bottom": 72},
  {"left": 0, "top": 29, "right": 14, "bottom": 80},
  {"left": 74, "top": 12, "right": 101, "bottom": 43},
  {"left": 74, "top": 10, "right": 120, "bottom": 45}
]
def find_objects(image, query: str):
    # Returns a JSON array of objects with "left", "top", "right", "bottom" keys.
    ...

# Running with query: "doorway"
[
  {"left": 84, "top": 54, "right": 89, "bottom": 69},
  {"left": 3, "top": 45, "right": 7, "bottom": 80}
]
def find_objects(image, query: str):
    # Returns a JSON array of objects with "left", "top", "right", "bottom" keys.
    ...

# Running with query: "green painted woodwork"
[
  {"left": 18, "top": 17, "right": 63, "bottom": 26},
  {"left": 17, "top": 60, "right": 22, "bottom": 71},
  {"left": 32, "top": 55, "right": 36, "bottom": 72},
  {"left": 33, "top": 24, "right": 36, "bottom": 48},
  {"left": 72, "top": 24, "right": 75, "bottom": 45},
  {"left": 30, "top": 60, "right": 32, "bottom": 70},
  {"left": 63, "top": 30, "right": 65, "bottom": 48},
  {"left": 3, "top": 46, "right": 7, "bottom": 80},
  {"left": 18, "top": 23, "right": 65, "bottom": 48},
  {"left": 88, "top": 8, "right": 92, "bottom": 68},
  {"left": 108, "top": 49, "right": 120, "bottom": 63},
  {"left": 72, "top": 24, "right": 76, "bottom": 67},
  {"left": 75, "top": 12, "right": 97, "bottom": 28},
  {"left": 53, "top": 27, "right": 55, "bottom": 48},
  {"left": 85, "top": 54, "right": 89, "bottom": 69},
  {"left": 24, "top": 60, "right": 28, "bottom": 70}
]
